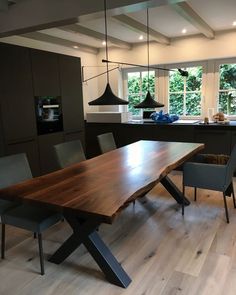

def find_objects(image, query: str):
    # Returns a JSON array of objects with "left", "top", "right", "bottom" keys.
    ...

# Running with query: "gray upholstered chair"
[
  {"left": 182, "top": 145, "right": 236, "bottom": 223},
  {"left": 96, "top": 132, "right": 136, "bottom": 206},
  {"left": 97, "top": 132, "right": 117, "bottom": 154},
  {"left": 0, "top": 153, "right": 31, "bottom": 222},
  {"left": 54, "top": 139, "right": 86, "bottom": 168},
  {"left": 0, "top": 153, "right": 62, "bottom": 275}
]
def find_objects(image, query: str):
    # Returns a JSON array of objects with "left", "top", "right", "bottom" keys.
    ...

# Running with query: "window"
[
  {"left": 168, "top": 66, "right": 203, "bottom": 116},
  {"left": 127, "top": 70, "right": 155, "bottom": 116},
  {"left": 218, "top": 63, "right": 236, "bottom": 115}
]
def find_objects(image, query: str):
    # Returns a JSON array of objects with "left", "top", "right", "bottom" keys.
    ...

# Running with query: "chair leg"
[
  {"left": 33, "top": 232, "right": 37, "bottom": 239},
  {"left": 1, "top": 223, "right": 5, "bottom": 259},
  {"left": 231, "top": 183, "right": 236, "bottom": 208},
  {"left": 223, "top": 192, "right": 230, "bottom": 224},
  {"left": 182, "top": 185, "right": 185, "bottom": 216},
  {"left": 194, "top": 187, "right": 197, "bottom": 201},
  {"left": 38, "top": 233, "right": 45, "bottom": 275}
]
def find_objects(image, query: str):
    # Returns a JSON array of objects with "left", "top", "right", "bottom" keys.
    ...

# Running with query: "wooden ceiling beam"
[
  {"left": 61, "top": 24, "right": 132, "bottom": 49},
  {"left": 112, "top": 14, "right": 170, "bottom": 45},
  {"left": 21, "top": 32, "right": 98, "bottom": 54},
  {"left": 172, "top": 2, "right": 215, "bottom": 39},
  {"left": 0, "top": 0, "right": 185, "bottom": 37}
]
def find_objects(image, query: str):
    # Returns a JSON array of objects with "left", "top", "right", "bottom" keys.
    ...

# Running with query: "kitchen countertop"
[{"left": 123, "top": 119, "right": 236, "bottom": 127}]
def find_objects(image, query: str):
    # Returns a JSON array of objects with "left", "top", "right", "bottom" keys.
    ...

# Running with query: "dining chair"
[
  {"left": 54, "top": 139, "right": 86, "bottom": 168},
  {"left": 0, "top": 153, "right": 33, "bottom": 220},
  {"left": 0, "top": 153, "right": 62, "bottom": 275},
  {"left": 97, "top": 132, "right": 117, "bottom": 154},
  {"left": 182, "top": 145, "right": 236, "bottom": 223},
  {"left": 96, "top": 132, "right": 137, "bottom": 206}
]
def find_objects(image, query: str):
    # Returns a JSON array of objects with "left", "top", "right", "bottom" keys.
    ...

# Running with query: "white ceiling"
[
  {"left": 127, "top": 5, "right": 198, "bottom": 37},
  {"left": 189, "top": 0, "right": 236, "bottom": 30},
  {"left": 11, "top": 0, "right": 236, "bottom": 50}
]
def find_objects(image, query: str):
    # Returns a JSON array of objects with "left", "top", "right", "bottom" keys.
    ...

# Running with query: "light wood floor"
[{"left": 1, "top": 171, "right": 236, "bottom": 295}]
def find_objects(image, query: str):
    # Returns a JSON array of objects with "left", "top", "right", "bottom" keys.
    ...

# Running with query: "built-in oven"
[{"left": 35, "top": 96, "right": 63, "bottom": 135}]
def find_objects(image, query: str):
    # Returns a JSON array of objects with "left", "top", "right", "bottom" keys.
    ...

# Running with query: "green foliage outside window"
[
  {"left": 169, "top": 66, "right": 202, "bottom": 116},
  {"left": 219, "top": 64, "right": 236, "bottom": 115},
  {"left": 127, "top": 67, "right": 203, "bottom": 117},
  {"left": 127, "top": 71, "right": 155, "bottom": 115}
]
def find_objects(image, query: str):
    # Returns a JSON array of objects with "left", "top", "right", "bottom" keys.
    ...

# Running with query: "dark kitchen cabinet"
[
  {"left": 194, "top": 128, "right": 231, "bottom": 155},
  {"left": 59, "top": 55, "right": 84, "bottom": 132},
  {"left": 30, "top": 49, "right": 60, "bottom": 96},
  {"left": 0, "top": 43, "right": 37, "bottom": 142},
  {"left": 230, "top": 131, "right": 236, "bottom": 151},
  {"left": 38, "top": 132, "right": 64, "bottom": 174},
  {"left": 0, "top": 43, "right": 84, "bottom": 175},
  {"left": 0, "top": 107, "right": 4, "bottom": 157},
  {"left": 64, "top": 130, "right": 85, "bottom": 150}
]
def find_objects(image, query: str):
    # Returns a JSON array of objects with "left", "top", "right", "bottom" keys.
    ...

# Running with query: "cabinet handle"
[
  {"left": 65, "top": 130, "right": 83, "bottom": 135},
  {"left": 8, "top": 139, "right": 35, "bottom": 145}
]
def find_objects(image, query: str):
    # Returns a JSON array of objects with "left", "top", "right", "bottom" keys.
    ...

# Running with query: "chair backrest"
[
  {"left": 225, "top": 145, "right": 236, "bottom": 189},
  {"left": 54, "top": 140, "right": 86, "bottom": 168},
  {"left": 97, "top": 132, "right": 117, "bottom": 154},
  {"left": 0, "top": 153, "right": 32, "bottom": 189}
]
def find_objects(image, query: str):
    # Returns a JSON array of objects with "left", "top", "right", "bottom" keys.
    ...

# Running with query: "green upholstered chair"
[
  {"left": 0, "top": 153, "right": 62, "bottom": 275},
  {"left": 182, "top": 146, "right": 236, "bottom": 223},
  {"left": 54, "top": 139, "right": 86, "bottom": 169},
  {"left": 97, "top": 132, "right": 117, "bottom": 154}
]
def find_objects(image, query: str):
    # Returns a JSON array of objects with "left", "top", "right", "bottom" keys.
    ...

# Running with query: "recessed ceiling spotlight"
[
  {"left": 182, "top": 28, "right": 187, "bottom": 34},
  {"left": 139, "top": 35, "right": 144, "bottom": 40},
  {"left": 102, "top": 41, "right": 106, "bottom": 46},
  {"left": 233, "top": 21, "right": 236, "bottom": 26},
  {"left": 73, "top": 45, "right": 79, "bottom": 49}
]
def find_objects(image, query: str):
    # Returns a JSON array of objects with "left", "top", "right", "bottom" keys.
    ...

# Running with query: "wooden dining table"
[{"left": 0, "top": 140, "right": 204, "bottom": 288}]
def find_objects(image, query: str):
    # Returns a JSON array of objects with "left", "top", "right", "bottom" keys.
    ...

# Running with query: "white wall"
[
  {"left": 99, "top": 30, "right": 236, "bottom": 67},
  {"left": 96, "top": 30, "right": 236, "bottom": 115},
  {"left": 0, "top": 35, "right": 99, "bottom": 117}
]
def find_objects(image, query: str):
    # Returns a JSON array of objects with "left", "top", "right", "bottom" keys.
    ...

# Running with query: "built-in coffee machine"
[{"left": 35, "top": 96, "right": 63, "bottom": 135}]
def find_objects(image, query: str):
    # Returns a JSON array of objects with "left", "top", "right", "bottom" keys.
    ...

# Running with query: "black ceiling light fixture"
[
  {"left": 134, "top": 8, "right": 164, "bottom": 109},
  {"left": 88, "top": 0, "right": 128, "bottom": 106},
  {"left": 102, "top": 60, "right": 189, "bottom": 78}
]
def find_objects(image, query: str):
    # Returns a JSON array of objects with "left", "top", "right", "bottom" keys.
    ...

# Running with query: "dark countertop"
[
  {"left": 86, "top": 120, "right": 236, "bottom": 129},
  {"left": 122, "top": 120, "right": 236, "bottom": 128}
]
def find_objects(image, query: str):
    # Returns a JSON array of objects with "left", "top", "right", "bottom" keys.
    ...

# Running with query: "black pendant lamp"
[
  {"left": 134, "top": 9, "right": 164, "bottom": 109},
  {"left": 88, "top": 0, "right": 128, "bottom": 106}
]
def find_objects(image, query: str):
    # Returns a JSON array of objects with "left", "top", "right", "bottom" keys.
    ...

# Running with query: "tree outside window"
[
  {"left": 218, "top": 64, "right": 236, "bottom": 115},
  {"left": 127, "top": 71, "right": 155, "bottom": 116},
  {"left": 168, "top": 66, "right": 202, "bottom": 116}
]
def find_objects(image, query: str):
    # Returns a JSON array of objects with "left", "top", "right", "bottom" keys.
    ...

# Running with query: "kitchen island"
[{"left": 85, "top": 120, "right": 236, "bottom": 158}]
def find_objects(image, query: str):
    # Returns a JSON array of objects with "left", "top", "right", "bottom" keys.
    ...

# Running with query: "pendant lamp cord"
[
  {"left": 104, "top": 0, "right": 109, "bottom": 83},
  {"left": 147, "top": 8, "right": 150, "bottom": 91}
]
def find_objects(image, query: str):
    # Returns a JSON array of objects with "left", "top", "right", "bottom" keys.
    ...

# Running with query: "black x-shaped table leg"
[
  {"left": 161, "top": 175, "right": 190, "bottom": 206},
  {"left": 49, "top": 214, "right": 131, "bottom": 288}
]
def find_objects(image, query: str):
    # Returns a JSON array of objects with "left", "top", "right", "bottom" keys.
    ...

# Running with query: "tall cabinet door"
[
  {"left": 0, "top": 43, "right": 37, "bottom": 143},
  {"left": 30, "top": 49, "right": 60, "bottom": 96},
  {"left": 59, "top": 55, "right": 84, "bottom": 132}
]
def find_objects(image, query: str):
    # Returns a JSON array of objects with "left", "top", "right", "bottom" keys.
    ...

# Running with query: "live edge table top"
[{"left": 0, "top": 141, "right": 204, "bottom": 224}]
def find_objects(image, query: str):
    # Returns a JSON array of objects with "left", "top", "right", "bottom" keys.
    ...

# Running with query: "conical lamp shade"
[
  {"left": 134, "top": 91, "right": 164, "bottom": 108},
  {"left": 88, "top": 83, "right": 128, "bottom": 105}
]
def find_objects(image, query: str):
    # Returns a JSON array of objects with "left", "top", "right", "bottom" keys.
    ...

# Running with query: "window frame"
[
  {"left": 122, "top": 67, "right": 159, "bottom": 118},
  {"left": 214, "top": 58, "right": 236, "bottom": 119},
  {"left": 165, "top": 61, "right": 207, "bottom": 119}
]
